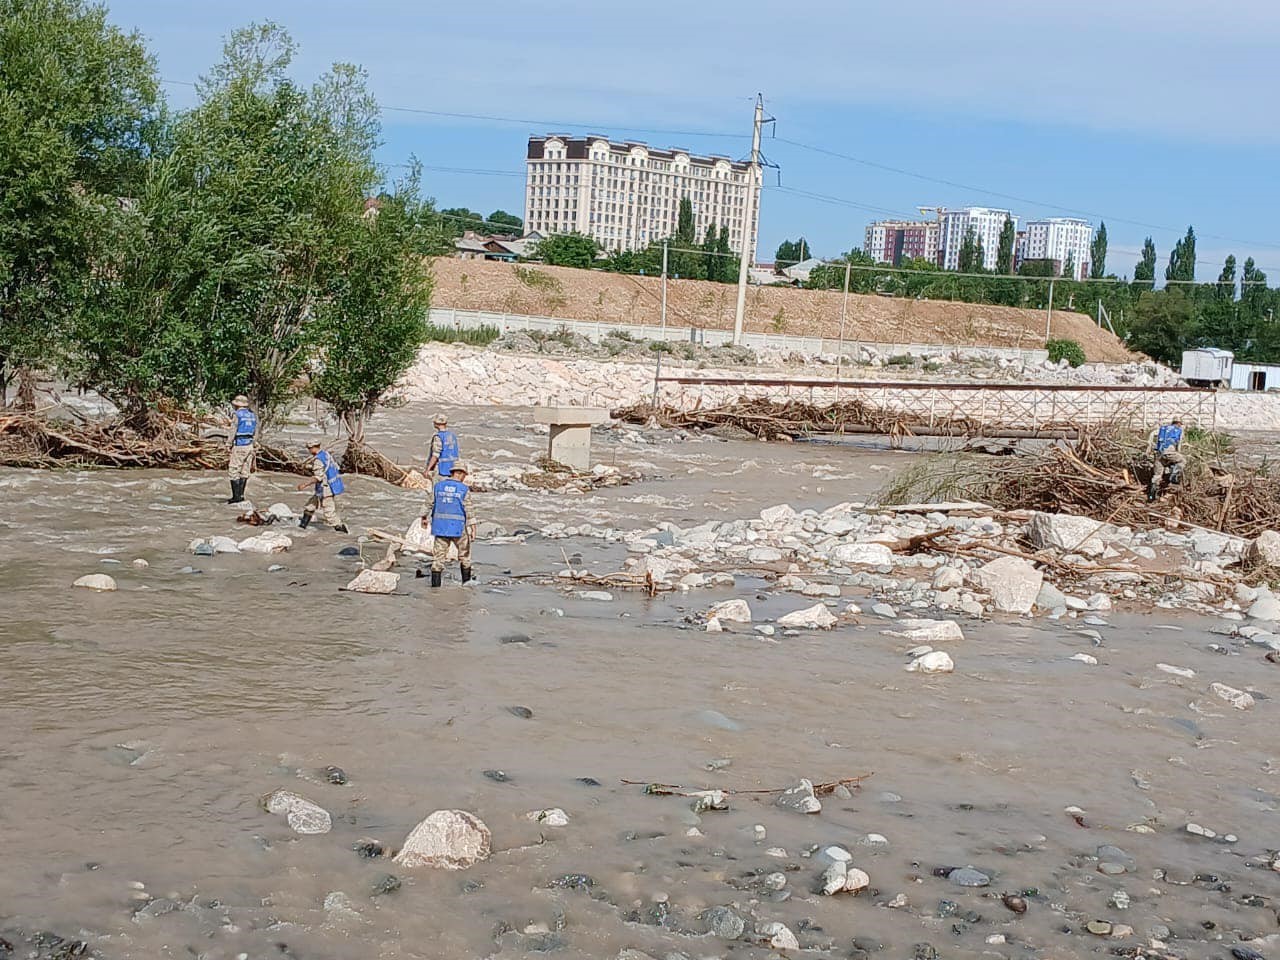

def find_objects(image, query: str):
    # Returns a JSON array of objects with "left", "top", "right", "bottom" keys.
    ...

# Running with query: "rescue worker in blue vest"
[
  {"left": 426, "top": 413, "right": 460, "bottom": 480},
  {"left": 1146, "top": 416, "right": 1186, "bottom": 501},
  {"left": 421, "top": 460, "right": 473, "bottom": 587},
  {"left": 227, "top": 394, "right": 257, "bottom": 504},
  {"left": 295, "top": 439, "right": 349, "bottom": 533}
]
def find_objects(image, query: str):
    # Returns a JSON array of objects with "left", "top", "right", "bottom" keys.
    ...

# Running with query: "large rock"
[
  {"left": 1247, "top": 595, "right": 1280, "bottom": 621},
  {"left": 209, "top": 535, "right": 241, "bottom": 554},
  {"left": 1027, "top": 513, "right": 1117, "bottom": 557},
  {"left": 1210, "top": 682, "right": 1255, "bottom": 710},
  {"left": 402, "top": 516, "right": 433, "bottom": 552},
  {"left": 1249, "top": 530, "right": 1280, "bottom": 567},
  {"left": 1035, "top": 581, "right": 1067, "bottom": 611},
  {"left": 777, "top": 603, "right": 838, "bottom": 630},
  {"left": 759, "top": 504, "right": 797, "bottom": 525},
  {"left": 262, "top": 790, "right": 332, "bottom": 835},
  {"left": 633, "top": 554, "right": 696, "bottom": 584},
  {"left": 73, "top": 574, "right": 117, "bottom": 592},
  {"left": 932, "top": 566, "right": 964, "bottom": 590},
  {"left": 394, "top": 810, "right": 491, "bottom": 869},
  {"left": 710, "top": 599, "right": 752, "bottom": 623},
  {"left": 973, "top": 556, "right": 1043, "bottom": 614},
  {"left": 345, "top": 570, "right": 400, "bottom": 594},
  {"left": 776, "top": 779, "right": 822, "bottom": 814},
  {"left": 831, "top": 542, "right": 894, "bottom": 566},
  {"left": 885, "top": 619, "right": 964, "bottom": 643},
  {"left": 266, "top": 502, "right": 295, "bottom": 520},
  {"left": 906, "top": 651, "right": 955, "bottom": 674},
  {"left": 238, "top": 531, "right": 292, "bottom": 554}
]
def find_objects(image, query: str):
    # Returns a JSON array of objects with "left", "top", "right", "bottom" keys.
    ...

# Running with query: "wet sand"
[{"left": 2, "top": 406, "right": 1278, "bottom": 959}]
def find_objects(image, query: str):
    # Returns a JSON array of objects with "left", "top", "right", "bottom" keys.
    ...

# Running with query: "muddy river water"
[{"left": 2, "top": 405, "right": 1278, "bottom": 960}]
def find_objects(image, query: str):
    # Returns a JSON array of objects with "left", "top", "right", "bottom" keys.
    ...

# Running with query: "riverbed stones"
[
  {"left": 932, "top": 566, "right": 964, "bottom": 590},
  {"left": 1156, "top": 663, "right": 1195, "bottom": 678},
  {"left": 393, "top": 810, "right": 491, "bottom": 869},
  {"left": 345, "top": 570, "right": 400, "bottom": 594},
  {"left": 947, "top": 866, "right": 990, "bottom": 887},
  {"left": 262, "top": 790, "right": 332, "bottom": 835},
  {"left": 776, "top": 778, "right": 822, "bottom": 814},
  {"left": 1210, "top": 682, "right": 1255, "bottom": 710},
  {"left": 831, "top": 542, "right": 894, "bottom": 566},
  {"left": 238, "top": 531, "right": 292, "bottom": 554},
  {"left": 777, "top": 603, "right": 837, "bottom": 629},
  {"left": 759, "top": 504, "right": 797, "bottom": 525},
  {"left": 526, "top": 808, "right": 569, "bottom": 827},
  {"left": 972, "top": 556, "right": 1042, "bottom": 614},
  {"left": 1248, "top": 530, "right": 1280, "bottom": 566},
  {"left": 757, "top": 921, "right": 799, "bottom": 951},
  {"left": 1247, "top": 593, "right": 1280, "bottom": 621},
  {"left": 73, "top": 574, "right": 117, "bottom": 592},
  {"left": 1028, "top": 512, "right": 1117, "bottom": 556},
  {"left": 709, "top": 599, "right": 752, "bottom": 623}
]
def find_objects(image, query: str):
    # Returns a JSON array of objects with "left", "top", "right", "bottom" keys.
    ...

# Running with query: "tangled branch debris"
[
  {"left": 880, "top": 427, "right": 1279, "bottom": 539},
  {"left": 0, "top": 411, "right": 308, "bottom": 474},
  {"left": 622, "top": 774, "right": 873, "bottom": 797}
]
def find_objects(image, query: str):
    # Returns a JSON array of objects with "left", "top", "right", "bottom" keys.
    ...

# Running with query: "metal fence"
[{"left": 427, "top": 307, "right": 1051, "bottom": 364}]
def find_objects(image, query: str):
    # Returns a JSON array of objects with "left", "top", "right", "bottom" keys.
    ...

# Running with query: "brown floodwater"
[{"left": 2, "top": 405, "right": 1278, "bottom": 960}]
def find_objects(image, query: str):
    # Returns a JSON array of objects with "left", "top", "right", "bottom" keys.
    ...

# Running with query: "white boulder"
[
  {"left": 393, "top": 810, "right": 492, "bottom": 869},
  {"left": 1247, "top": 595, "right": 1280, "bottom": 622},
  {"left": 209, "top": 535, "right": 241, "bottom": 554},
  {"left": 1248, "top": 530, "right": 1280, "bottom": 567},
  {"left": 345, "top": 570, "right": 400, "bottom": 594},
  {"left": 905, "top": 651, "right": 954, "bottom": 674},
  {"left": 777, "top": 603, "right": 838, "bottom": 630},
  {"left": 238, "top": 531, "right": 292, "bottom": 554},
  {"left": 526, "top": 808, "right": 569, "bottom": 827},
  {"left": 972, "top": 556, "right": 1043, "bottom": 614},
  {"left": 262, "top": 790, "right": 332, "bottom": 835},
  {"left": 885, "top": 619, "right": 964, "bottom": 643},
  {"left": 633, "top": 553, "right": 696, "bottom": 584},
  {"left": 1027, "top": 513, "right": 1118, "bottom": 557},
  {"left": 266, "top": 502, "right": 295, "bottom": 520},
  {"left": 831, "top": 542, "right": 894, "bottom": 566},
  {"left": 759, "top": 504, "right": 797, "bottom": 525},
  {"left": 710, "top": 599, "right": 752, "bottom": 623},
  {"left": 932, "top": 566, "right": 964, "bottom": 590},
  {"left": 758, "top": 922, "right": 799, "bottom": 951},
  {"left": 73, "top": 574, "right": 117, "bottom": 592}
]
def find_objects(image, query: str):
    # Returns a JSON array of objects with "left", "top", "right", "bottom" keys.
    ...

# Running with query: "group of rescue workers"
[{"left": 223, "top": 395, "right": 473, "bottom": 587}]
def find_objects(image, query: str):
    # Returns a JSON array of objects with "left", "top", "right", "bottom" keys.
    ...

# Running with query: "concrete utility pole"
[
  {"left": 651, "top": 240, "right": 669, "bottom": 407},
  {"left": 732, "top": 95, "right": 765, "bottom": 346}
]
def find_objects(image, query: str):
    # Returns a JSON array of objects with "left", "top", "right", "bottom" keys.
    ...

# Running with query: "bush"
[
  {"left": 1047, "top": 338, "right": 1086, "bottom": 367},
  {"left": 887, "top": 354, "right": 915, "bottom": 367},
  {"left": 424, "top": 323, "right": 500, "bottom": 345}
]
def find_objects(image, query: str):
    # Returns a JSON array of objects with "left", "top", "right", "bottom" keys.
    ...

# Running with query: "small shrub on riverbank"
[
  {"left": 424, "top": 324, "right": 500, "bottom": 345},
  {"left": 1047, "top": 338, "right": 1086, "bottom": 367}
]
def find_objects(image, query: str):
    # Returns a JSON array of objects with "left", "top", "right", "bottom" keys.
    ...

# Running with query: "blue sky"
[{"left": 110, "top": 0, "right": 1280, "bottom": 279}]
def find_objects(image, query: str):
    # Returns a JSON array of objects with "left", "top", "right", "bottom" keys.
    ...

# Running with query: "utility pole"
[
  {"left": 1045, "top": 277, "right": 1056, "bottom": 343},
  {"left": 651, "top": 240, "right": 669, "bottom": 408},
  {"left": 732, "top": 94, "right": 765, "bottom": 346},
  {"left": 835, "top": 260, "right": 852, "bottom": 405}
]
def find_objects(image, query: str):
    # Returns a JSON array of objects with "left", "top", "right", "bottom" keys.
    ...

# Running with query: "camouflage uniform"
[
  {"left": 431, "top": 527, "right": 472, "bottom": 572},
  {"left": 228, "top": 443, "right": 255, "bottom": 480}
]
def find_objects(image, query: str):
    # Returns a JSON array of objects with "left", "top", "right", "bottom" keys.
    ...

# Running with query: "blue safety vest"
[
  {"left": 1155, "top": 424, "right": 1182, "bottom": 453},
  {"left": 431, "top": 478, "right": 468, "bottom": 538},
  {"left": 435, "top": 429, "right": 459, "bottom": 477},
  {"left": 315, "top": 449, "right": 346, "bottom": 497},
  {"left": 233, "top": 408, "right": 257, "bottom": 446}
]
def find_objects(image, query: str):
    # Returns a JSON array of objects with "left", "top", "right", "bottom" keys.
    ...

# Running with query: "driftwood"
[
  {"left": 622, "top": 773, "right": 873, "bottom": 797},
  {"left": 342, "top": 440, "right": 432, "bottom": 490}
]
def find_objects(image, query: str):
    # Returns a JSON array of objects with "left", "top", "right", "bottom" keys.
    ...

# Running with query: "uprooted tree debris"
[
  {"left": 614, "top": 397, "right": 1074, "bottom": 442},
  {"left": 880, "top": 426, "right": 1278, "bottom": 539}
]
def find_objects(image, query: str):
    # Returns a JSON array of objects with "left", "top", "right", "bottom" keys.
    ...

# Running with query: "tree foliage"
[
  {"left": 1089, "top": 222, "right": 1107, "bottom": 279},
  {"left": 957, "top": 227, "right": 983, "bottom": 273},
  {"left": 0, "top": 0, "right": 161, "bottom": 401},
  {"left": 1134, "top": 237, "right": 1157, "bottom": 288},
  {"left": 1165, "top": 225, "right": 1196, "bottom": 284},
  {"left": 532, "top": 231, "right": 598, "bottom": 268},
  {"left": 775, "top": 238, "right": 808, "bottom": 270},
  {"left": 995, "top": 217, "right": 1015, "bottom": 274}
]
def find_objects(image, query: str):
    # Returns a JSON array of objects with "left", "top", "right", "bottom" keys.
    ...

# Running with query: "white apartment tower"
[
  {"left": 524, "top": 135, "right": 756, "bottom": 255},
  {"left": 1021, "top": 218, "right": 1094, "bottom": 280},
  {"left": 938, "top": 207, "right": 1015, "bottom": 272}
]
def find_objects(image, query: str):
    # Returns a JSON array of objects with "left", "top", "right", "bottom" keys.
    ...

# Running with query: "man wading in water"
[
  {"left": 419, "top": 461, "right": 474, "bottom": 587},
  {"left": 226, "top": 394, "right": 256, "bottom": 504}
]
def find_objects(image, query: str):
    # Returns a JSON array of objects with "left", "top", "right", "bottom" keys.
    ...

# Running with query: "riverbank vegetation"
[{"left": 0, "top": 2, "right": 445, "bottom": 466}]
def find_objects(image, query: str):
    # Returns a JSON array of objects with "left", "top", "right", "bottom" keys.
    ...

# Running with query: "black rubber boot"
[
  {"left": 334, "top": 524, "right": 349, "bottom": 534},
  {"left": 227, "top": 478, "right": 245, "bottom": 504},
  {"left": 460, "top": 565, "right": 473, "bottom": 584},
  {"left": 430, "top": 569, "right": 443, "bottom": 588},
  {"left": 299, "top": 511, "right": 312, "bottom": 529}
]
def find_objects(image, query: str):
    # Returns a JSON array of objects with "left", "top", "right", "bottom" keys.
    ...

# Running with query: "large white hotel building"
[{"left": 524, "top": 135, "right": 758, "bottom": 255}]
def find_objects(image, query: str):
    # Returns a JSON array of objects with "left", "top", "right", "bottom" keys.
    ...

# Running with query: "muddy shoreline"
[{"left": 2, "top": 406, "right": 1278, "bottom": 960}]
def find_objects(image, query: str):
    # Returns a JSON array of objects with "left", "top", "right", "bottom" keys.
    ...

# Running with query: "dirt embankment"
[{"left": 429, "top": 258, "right": 1134, "bottom": 363}]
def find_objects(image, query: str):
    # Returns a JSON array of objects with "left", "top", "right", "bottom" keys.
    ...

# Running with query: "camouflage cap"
[
  {"left": 306, "top": 438, "right": 323, "bottom": 449},
  {"left": 449, "top": 460, "right": 469, "bottom": 475},
  {"left": 433, "top": 413, "right": 448, "bottom": 425},
  {"left": 232, "top": 395, "right": 250, "bottom": 407}
]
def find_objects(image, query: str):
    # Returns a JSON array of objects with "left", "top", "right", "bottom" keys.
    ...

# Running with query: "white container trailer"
[{"left": 1180, "top": 348, "right": 1233, "bottom": 387}]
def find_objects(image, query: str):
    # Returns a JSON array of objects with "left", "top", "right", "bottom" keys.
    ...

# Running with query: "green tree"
[
  {"left": 995, "top": 216, "right": 1015, "bottom": 274},
  {"left": 714, "top": 225, "right": 737, "bottom": 284},
  {"left": 806, "top": 249, "right": 880, "bottom": 292},
  {"left": 775, "top": 238, "right": 808, "bottom": 269},
  {"left": 1089, "top": 222, "right": 1107, "bottom": 279},
  {"left": 1127, "top": 289, "right": 1196, "bottom": 364},
  {"left": 1134, "top": 237, "right": 1157, "bottom": 290},
  {"left": 701, "top": 224, "right": 719, "bottom": 284},
  {"left": 532, "top": 231, "right": 598, "bottom": 268},
  {"left": 1165, "top": 225, "right": 1196, "bottom": 284},
  {"left": 675, "top": 197, "right": 696, "bottom": 246},
  {"left": 0, "top": 0, "right": 161, "bottom": 404},
  {"left": 438, "top": 207, "right": 488, "bottom": 238},
  {"left": 487, "top": 209, "right": 523, "bottom": 235},
  {"left": 1062, "top": 250, "right": 1076, "bottom": 280},
  {"left": 311, "top": 168, "right": 434, "bottom": 444},
  {"left": 1216, "top": 255, "right": 1237, "bottom": 301},
  {"left": 957, "top": 227, "right": 981, "bottom": 273}
]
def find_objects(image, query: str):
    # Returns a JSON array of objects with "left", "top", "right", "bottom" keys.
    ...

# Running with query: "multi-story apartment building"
[
  {"left": 864, "top": 219, "right": 941, "bottom": 266},
  {"left": 938, "top": 207, "right": 1015, "bottom": 272},
  {"left": 524, "top": 135, "right": 757, "bottom": 256},
  {"left": 1021, "top": 217, "right": 1094, "bottom": 280}
]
